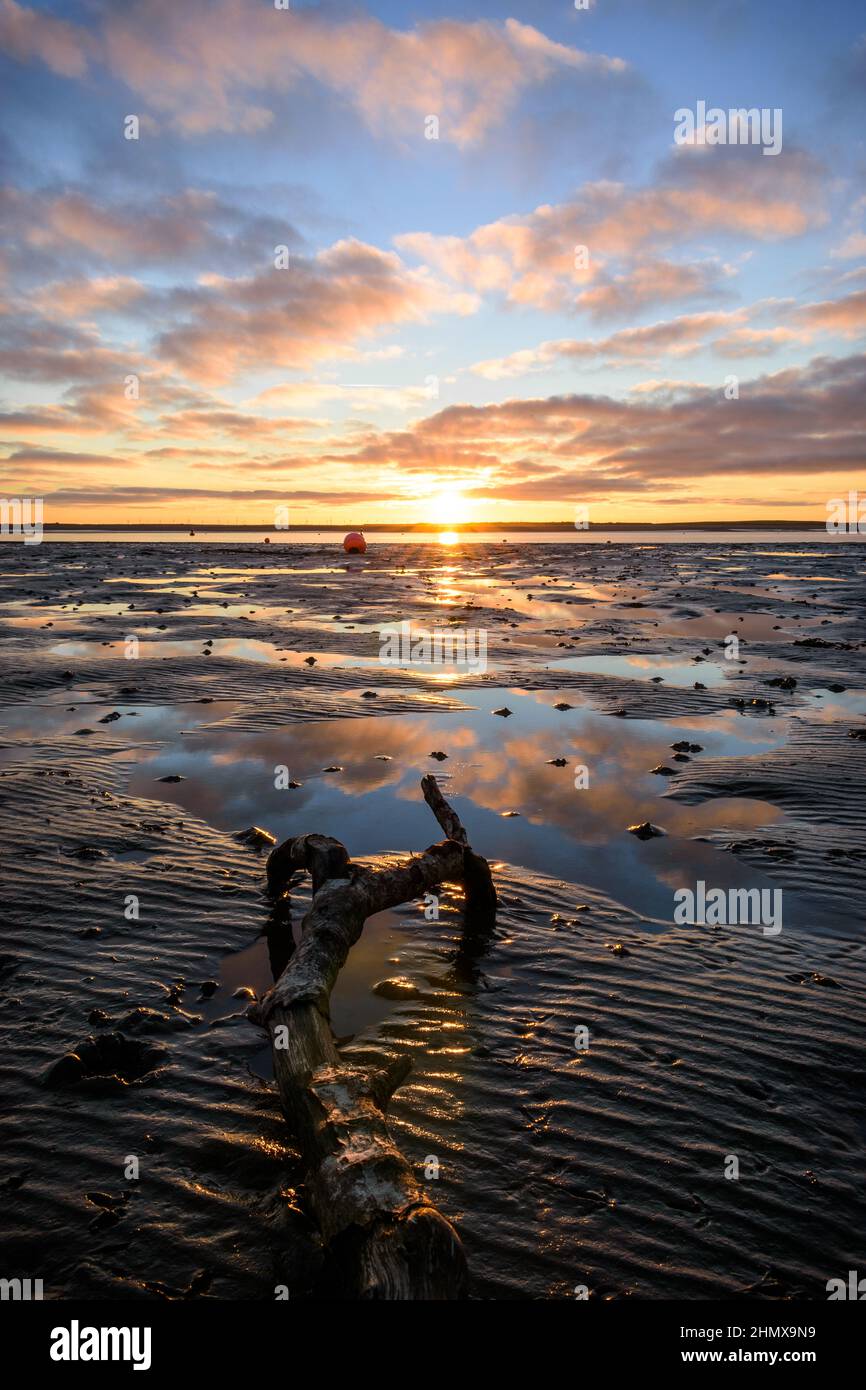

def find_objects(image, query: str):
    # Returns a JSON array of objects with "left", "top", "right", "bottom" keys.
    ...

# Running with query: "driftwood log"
[{"left": 255, "top": 776, "right": 496, "bottom": 1298}]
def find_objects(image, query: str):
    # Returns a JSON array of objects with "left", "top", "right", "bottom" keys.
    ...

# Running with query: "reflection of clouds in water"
[
  {"left": 125, "top": 695, "right": 789, "bottom": 925},
  {"left": 431, "top": 717, "right": 780, "bottom": 846}
]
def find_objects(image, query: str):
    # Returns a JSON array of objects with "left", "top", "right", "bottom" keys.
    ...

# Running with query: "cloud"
[
  {"left": 397, "top": 149, "right": 826, "bottom": 314},
  {"left": 1, "top": 2, "right": 630, "bottom": 145},
  {"left": 37, "top": 485, "right": 390, "bottom": 508},
  {"left": 793, "top": 289, "right": 866, "bottom": 335},
  {"left": 0, "top": 186, "right": 290, "bottom": 275},
  {"left": 0, "top": 0, "right": 91, "bottom": 78},
  {"left": 711, "top": 326, "right": 804, "bottom": 356},
  {"left": 326, "top": 352, "right": 866, "bottom": 497},
  {"left": 8, "top": 353, "right": 864, "bottom": 511},
  {"left": 30, "top": 276, "right": 146, "bottom": 318},
  {"left": 834, "top": 232, "right": 866, "bottom": 258},
  {"left": 574, "top": 258, "right": 734, "bottom": 320},
  {"left": 155, "top": 238, "right": 476, "bottom": 384},
  {"left": 472, "top": 310, "right": 748, "bottom": 378}
]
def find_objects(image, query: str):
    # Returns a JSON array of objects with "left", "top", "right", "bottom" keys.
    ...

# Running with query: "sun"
[
  {"left": 438, "top": 530, "right": 460, "bottom": 546},
  {"left": 430, "top": 488, "right": 469, "bottom": 527}
]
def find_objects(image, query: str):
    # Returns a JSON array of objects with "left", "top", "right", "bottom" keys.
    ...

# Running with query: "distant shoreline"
[{"left": 42, "top": 520, "right": 831, "bottom": 533}]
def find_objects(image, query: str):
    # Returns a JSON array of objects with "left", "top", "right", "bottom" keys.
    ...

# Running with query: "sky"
[{"left": 1, "top": 0, "right": 865, "bottom": 526}]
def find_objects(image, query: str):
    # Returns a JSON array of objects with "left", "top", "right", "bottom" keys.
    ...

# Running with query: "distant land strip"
[{"left": 38, "top": 520, "right": 836, "bottom": 533}]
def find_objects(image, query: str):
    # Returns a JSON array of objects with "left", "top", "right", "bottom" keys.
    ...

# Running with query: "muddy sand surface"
[{"left": 1, "top": 539, "right": 864, "bottom": 1299}]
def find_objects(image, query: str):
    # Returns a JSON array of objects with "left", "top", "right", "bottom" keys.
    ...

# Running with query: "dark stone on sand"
[
  {"left": 501, "top": 810, "right": 520, "bottom": 817},
  {"left": 552, "top": 702, "right": 573, "bottom": 711},
  {"left": 323, "top": 764, "right": 343, "bottom": 772},
  {"left": 74, "top": 728, "right": 94, "bottom": 736},
  {"left": 650, "top": 765, "right": 677, "bottom": 775},
  {"left": 493, "top": 706, "right": 513, "bottom": 716},
  {"left": 156, "top": 774, "right": 185, "bottom": 783},
  {"left": 43, "top": 1032, "right": 168, "bottom": 1089},
  {"left": 86, "top": 1191, "right": 128, "bottom": 1217},
  {"left": 304, "top": 656, "right": 317, "bottom": 665},
  {"left": 429, "top": 750, "right": 448, "bottom": 760},
  {"left": 361, "top": 691, "right": 378, "bottom": 698},
  {"left": 827, "top": 683, "right": 846, "bottom": 692},
  {"left": 848, "top": 728, "right": 866, "bottom": 740},
  {"left": 287, "top": 779, "right": 302, "bottom": 788},
  {"left": 99, "top": 712, "right": 122, "bottom": 724},
  {"left": 606, "top": 942, "right": 628, "bottom": 956},
  {"left": 628, "top": 821, "right": 665, "bottom": 839},
  {"left": 88, "top": 1009, "right": 111, "bottom": 1025},
  {"left": 199, "top": 981, "right": 218, "bottom": 997},
  {"left": 118, "top": 1007, "right": 195, "bottom": 1033},
  {"left": 794, "top": 637, "right": 852, "bottom": 650},
  {"left": 547, "top": 758, "right": 568, "bottom": 766},
  {"left": 232, "top": 987, "right": 256, "bottom": 1001},
  {"left": 44, "top": 1052, "right": 85, "bottom": 1087},
  {"left": 789, "top": 971, "right": 841, "bottom": 988},
  {"left": 373, "top": 976, "right": 420, "bottom": 1000},
  {"left": 234, "top": 826, "right": 277, "bottom": 849},
  {"left": 694, "top": 682, "right": 706, "bottom": 690},
  {"left": 672, "top": 753, "right": 690, "bottom": 762},
  {"left": 766, "top": 676, "right": 797, "bottom": 690},
  {"left": 374, "top": 754, "right": 392, "bottom": 761}
]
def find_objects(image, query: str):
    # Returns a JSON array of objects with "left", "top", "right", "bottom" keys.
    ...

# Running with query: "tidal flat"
[{"left": 0, "top": 538, "right": 864, "bottom": 1299}]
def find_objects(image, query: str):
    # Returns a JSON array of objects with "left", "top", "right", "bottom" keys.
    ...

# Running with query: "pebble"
[
  {"left": 373, "top": 977, "right": 420, "bottom": 1000},
  {"left": 628, "top": 822, "right": 665, "bottom": 839}
]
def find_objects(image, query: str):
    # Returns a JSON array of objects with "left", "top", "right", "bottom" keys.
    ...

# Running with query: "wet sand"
[{"left": 0, "top": 539, "right": 864, "bottom": 1299}]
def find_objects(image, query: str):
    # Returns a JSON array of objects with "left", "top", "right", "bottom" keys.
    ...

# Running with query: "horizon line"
[{"left": 37, "top": 518, "right": 837, "bottom": 532}]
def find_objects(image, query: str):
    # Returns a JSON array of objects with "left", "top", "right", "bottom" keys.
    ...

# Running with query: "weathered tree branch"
[
  {"left": 255, "top": 777, "right": 496, "bottom": 1298},
  {"left": 422, "top": 774, "right": 498, "bottom": 924}
]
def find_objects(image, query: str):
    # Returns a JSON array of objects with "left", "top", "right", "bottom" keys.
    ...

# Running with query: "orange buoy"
[{"left": 343, "top": 531, "right": 367, "bottom": 554}]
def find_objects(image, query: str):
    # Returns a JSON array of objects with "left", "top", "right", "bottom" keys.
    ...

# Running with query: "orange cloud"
[
  {"left": 156, "top": 239, "right": 476, "bottom": 384},
  {"left": 472, "top": 310, "right": 748, "bottom": 378},
  {"left": 1, "top": 2, "right": 629, "bottom": 145},
  {"left": 794, "top": 289, "right": 866, "bottom": 335},
  {"left": 398, "top": 152, "right": 826, "bottom": 313}
]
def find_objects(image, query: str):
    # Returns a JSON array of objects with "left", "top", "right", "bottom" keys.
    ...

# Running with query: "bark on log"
[
  {"left": 421, "top": 774, "right": 498, "bottom": 924},
  {"left": 256, "top": 777, "right": 496, "bottom": 1298}
]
